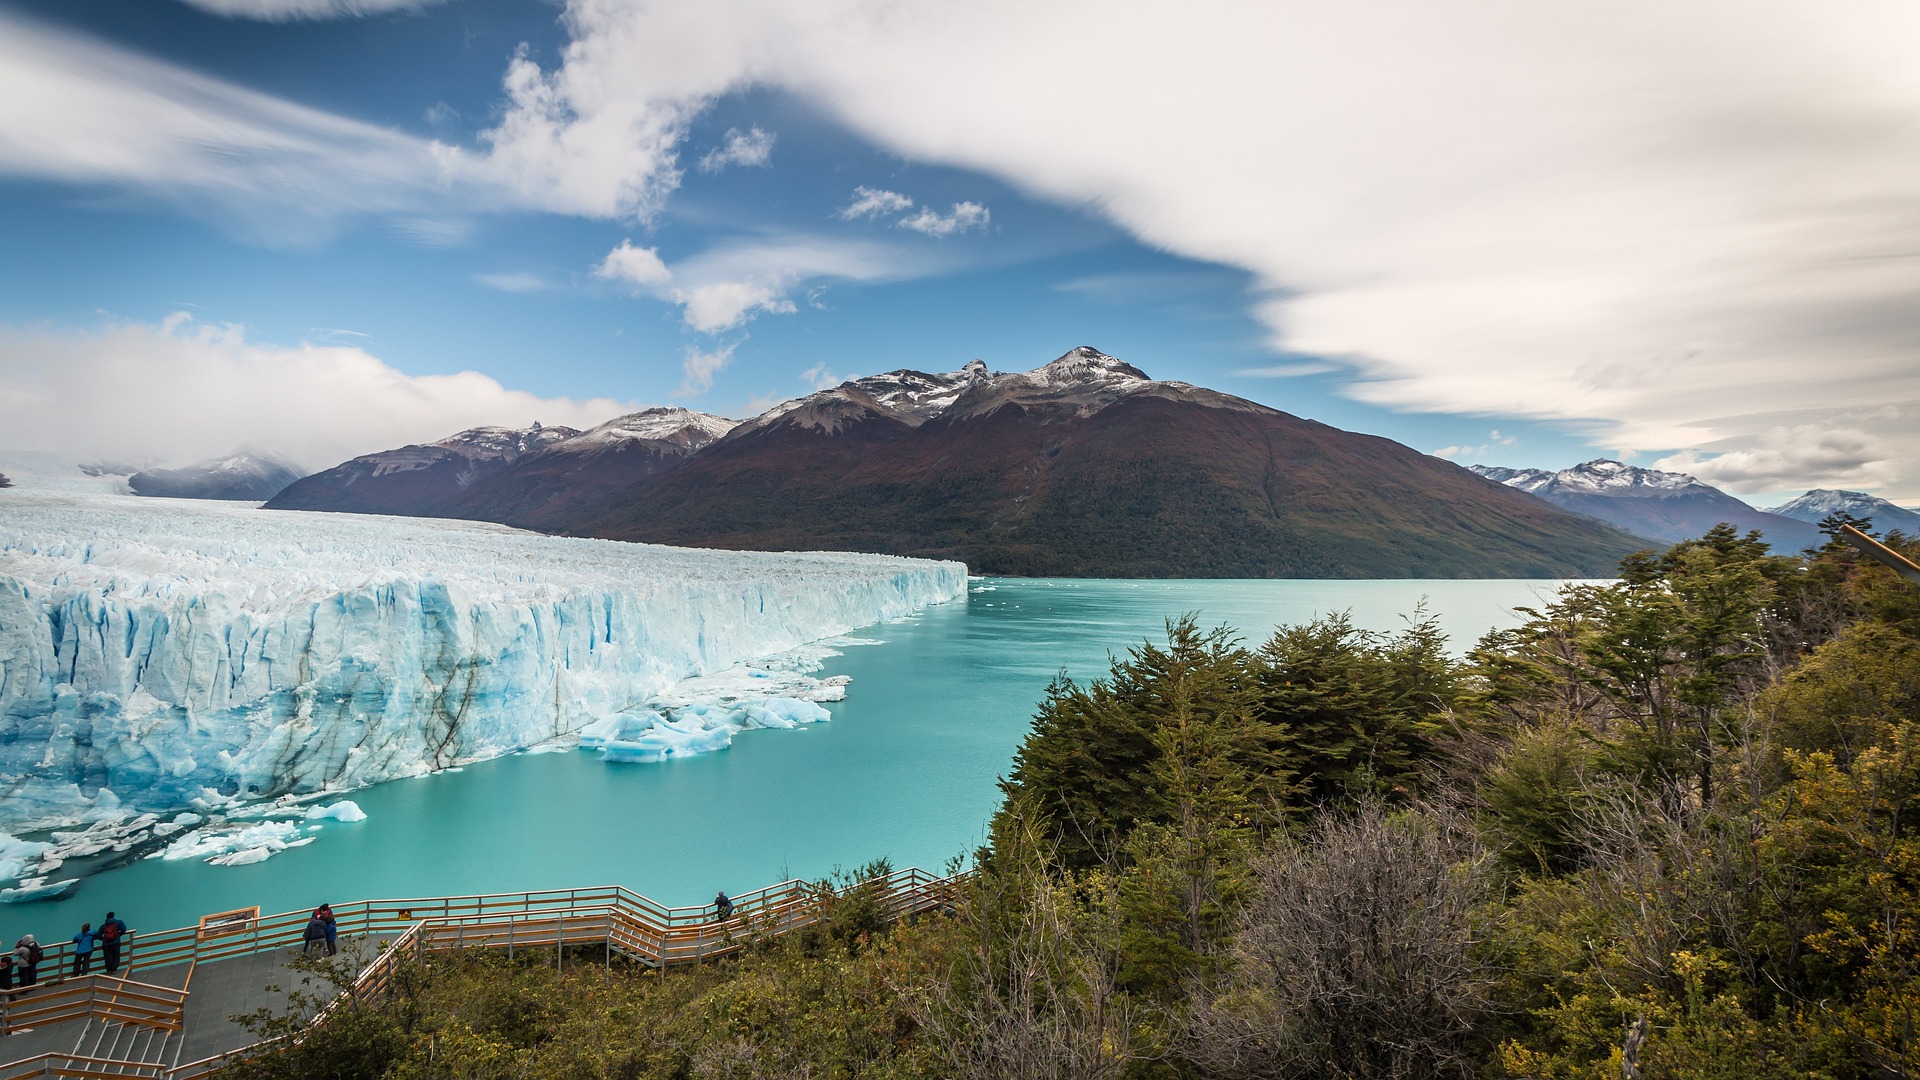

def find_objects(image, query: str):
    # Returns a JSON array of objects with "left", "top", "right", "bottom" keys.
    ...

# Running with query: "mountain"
[
  {"left": 1469, "top": 459, "right": 1820, "bottom": 551},
  {"left": 444, "top": 408, "right": 737, "bottom": 529},
  {"left": 558, "top": 348, "right": 1646, "bottom": 578},
  {"left": 127, "top": 450, "right": 305, "bottom": 501},
  {"left": 1765, "top": 489, "right": 1920, "bottom": 534},
  {"left": 265, "top": 423, "right": 580, "bottom": 516}
]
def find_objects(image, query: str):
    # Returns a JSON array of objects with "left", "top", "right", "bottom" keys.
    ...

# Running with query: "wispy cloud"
[
  {"left": 698, "top": 126, "right": 776, "bottom": 173},
  {"left": 1235, "top": 361, "right": 1337, "bottom": 379},
  {"left": 591, "top": 233, "right": 941, "bottom": 334},
  {"left": 800, "top": 362, "right": 846, "bottom": 390},
  {"left": 0, "top": 9, "right": 495, "bottom": 244},
  {"left": 176, "top": 0, "right": 448, "bottom": 19},
  {"left": 474, "top": 271, "right": 552, "bottom": 293},
  {"left": 1431, "top": 430, "right": 1519, "bottom": 461},
  {"left": 897, "top": 201, "right": 989, "bottom": 237},
  {"left": 839, "top": 186, "right": 914, "bottom": 220},
  {"left": 679, "top": 340, "right": 739, "bottom": 396}
]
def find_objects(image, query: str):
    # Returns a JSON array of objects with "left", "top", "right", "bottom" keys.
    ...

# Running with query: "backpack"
[
  {"left": 101, "top": 923, "right": 121, "bottom": 943},
  {"left": 27, "top": 942, "right": 42, "bottom": 964}
]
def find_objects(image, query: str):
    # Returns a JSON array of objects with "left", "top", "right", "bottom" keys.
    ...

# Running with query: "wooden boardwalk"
[{"left": 0, "top": 868, "right": 961, "bottom": 1078}]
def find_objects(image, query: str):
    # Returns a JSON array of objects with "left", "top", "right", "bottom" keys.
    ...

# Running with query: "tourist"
[
  {"left": 302, "top": 912, "right": 328, "bottom": 957},
  {"left": 714, "top": 890, "right": 733, "bottom": 921},
  {"left": 13, "top": 935, "right": 40, "bottom": 988},
  {"left": 314, "top": 904, "right": 338, "bottom": 956},
  {"left": 70, "top": 923, "right": 97, "bottom": 977},
  {"left": 0, "top": 948, "right": 13, "bottom": 991},
  {"left": 98, "top": 912, "right": 129, "bottom": 975}
]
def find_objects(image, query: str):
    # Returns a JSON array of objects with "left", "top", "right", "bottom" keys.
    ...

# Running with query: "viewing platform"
[{"left": 0, "top": 868, "right": 962, "bottom": 1079}]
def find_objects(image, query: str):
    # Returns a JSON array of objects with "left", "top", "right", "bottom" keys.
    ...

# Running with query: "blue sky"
[{"left": 3, "top": 0, "right": 1918, "bottom": 507}]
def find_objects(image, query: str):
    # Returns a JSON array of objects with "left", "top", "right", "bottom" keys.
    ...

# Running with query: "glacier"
[{"left": 0, "top": 487, "right": 965, "bottom": 882}]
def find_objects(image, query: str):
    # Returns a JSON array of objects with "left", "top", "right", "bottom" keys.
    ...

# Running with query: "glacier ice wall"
[{"left": 0, "top": 491, "right": 965, "bottom": 831}]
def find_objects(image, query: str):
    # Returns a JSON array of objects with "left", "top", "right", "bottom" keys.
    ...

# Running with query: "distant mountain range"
[
  {"left": 270, "top": 347, "right": 1648, "bottom": 578},
  {"left": 1469, "top": 460, "right": 1821, "bottom": 551},
  {"left": 269, "top": 410, "right": 735, "bottom": 522},
  {"left": 124, "top": 451, "right": 305, "bottom": 502},
  {"left": 1765, "top": 489, "right": 1920, "bottom": 533}
]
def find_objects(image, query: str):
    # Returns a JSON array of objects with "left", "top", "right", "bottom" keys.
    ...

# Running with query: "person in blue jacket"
[{"left": 70, "top": 923, "right": 97, "bottom": 976}]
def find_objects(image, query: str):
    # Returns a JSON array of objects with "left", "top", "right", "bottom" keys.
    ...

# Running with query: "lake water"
[{"left": 7, "top": 577, "right": 1579, "bottom": 939}]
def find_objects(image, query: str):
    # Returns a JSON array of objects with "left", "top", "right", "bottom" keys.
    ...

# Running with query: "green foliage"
[
  {"left": 1255, "top": 607, "right": 1464, "bottom": 802},
  {"left": 251, "top": 526, "right": 1920, "bottom": 1080}
]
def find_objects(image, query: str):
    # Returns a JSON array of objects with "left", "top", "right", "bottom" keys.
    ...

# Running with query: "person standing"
[
  {"left": 70, "top": 923, "right": 97, "bottom": 977},
  {"left": 0, "top": 948, "right": 13, "bottom": 992},
  {"left": 313, "top": 904, "right": 338, "bottom": 957},
  {"left": 98, "top": 912, "right": 129, "bottom": 975},
  {"left": 14, "top": 935, "right": 40, "bottom": 988},
  {"left": 302, "top": 913, "right": 328, "bottom": 957},
  {"left": 714, "top": 890, "right": 733, "bottom": 921}
]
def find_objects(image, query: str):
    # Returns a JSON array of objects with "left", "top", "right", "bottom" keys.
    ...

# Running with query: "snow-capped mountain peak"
[
  {"left": 1471, "top": 459, "right": 1711, "bottom": 497},
  {"left": 566, "top": 408, "right": 738, "bottom": 450},
  {"left": 1767, "top": 489, "right": 1920, "bottom": 531},
  {"left": 1027, "top": 345, "right": 1151, "bottom": 389}
]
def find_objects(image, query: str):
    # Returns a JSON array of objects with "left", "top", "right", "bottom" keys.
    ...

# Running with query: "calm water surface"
[{"left": 12, "top": 578, "right": 1581, "bottom": 938}]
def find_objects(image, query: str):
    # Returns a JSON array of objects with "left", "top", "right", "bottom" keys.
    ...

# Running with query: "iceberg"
[{"left": 0, "top": 490, "right": 966, "bottom": 849}]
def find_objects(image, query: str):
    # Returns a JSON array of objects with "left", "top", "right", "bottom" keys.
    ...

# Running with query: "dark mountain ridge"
[
  {"left": 265, "top": 347, "right": 1649, "bottom": 577},
  {"left": 566, "top": 348, "right": 1644, "bottom": 578}
]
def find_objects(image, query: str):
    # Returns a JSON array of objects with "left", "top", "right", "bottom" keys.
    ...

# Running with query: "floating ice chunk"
[
  {"left": 159, "top": 820, "right": 306, "bottom": 864},
  {"left": 0, "top": 878, "right": 79, "bottom": 902},
  {"left": 0, "top": 832, "right": 52, "bottom": 885},
  {"left": 305, "top": 801, "right": 367, "bottom": 823}
]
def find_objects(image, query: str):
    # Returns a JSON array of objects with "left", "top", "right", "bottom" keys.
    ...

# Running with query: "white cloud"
[
  {"left": 474, "top": 271, "right": 551, "bottom": 293},
  {"left": 897, "top": 201, "right": 989, "bottom": 237},
  {"left": 800, "top": 362, "right": 845, "bottom": 390},
  {"left": 698, "top": 126, "right": 776, "bottom": 172},
  {"left": 1655, "top": 425, "right": 1898, "bottom": 494},
  {"left": 598, "top": 233, "right": 933, "bottom": 332},
  {"left": 0, "top": 315, "right": 641, "bottom": 468},
  {"left": 175, "top": 0, "right": 447, "bottom": 19},
  {"left": 594, "top": 240, "right": 674, "bottom": 290},
  {"left": 1431, "top": 430, "right": 1519, "bottom": 461},
  {"left": 489, "top": 0, "right": 1920, "bottom": 493},
  {"left": 679, "top": 340, "right": 738, "bottom": 395},
  {"left": 675, "top": 282, "right": 795, "bottom": 333},
  {"left": 840, "top": 186, "right": 914, "bottom": 220}
]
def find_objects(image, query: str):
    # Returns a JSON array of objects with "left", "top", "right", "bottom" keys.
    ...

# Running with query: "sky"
[{"left": 2, "top": 0, "right": 1918, "bottom": 508}]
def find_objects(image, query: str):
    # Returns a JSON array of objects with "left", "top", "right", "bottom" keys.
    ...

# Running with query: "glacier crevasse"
[{"left": 0, "top": 492, "right": 965, "bottom": 832}]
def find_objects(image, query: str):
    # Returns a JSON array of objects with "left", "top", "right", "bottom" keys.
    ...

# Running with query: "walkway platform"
[{"left": 0, "top": 869, "right": 961, "bottom": 1078}]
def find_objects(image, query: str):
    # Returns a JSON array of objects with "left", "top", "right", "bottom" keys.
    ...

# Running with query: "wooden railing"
[
  {"left": 0, "top": 1051, "right": 170, "bottom": 1079},
  {"left": 0, "top": 975, "right": 186, "bottom": 1037},
  {"left": 1, "top": 868, "right": 965, "bottom": 1079}
]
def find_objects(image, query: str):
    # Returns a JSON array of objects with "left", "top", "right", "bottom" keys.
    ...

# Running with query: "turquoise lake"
[{"left": 8, "top": 577, "right": 1582, "bottom": 939}]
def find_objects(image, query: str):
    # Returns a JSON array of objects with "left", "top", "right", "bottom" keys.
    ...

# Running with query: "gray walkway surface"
[{"left": 0, "top": 934, "right": 396, "bottom": 1071}]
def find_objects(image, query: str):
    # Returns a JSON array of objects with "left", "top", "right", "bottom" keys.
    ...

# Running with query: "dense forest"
[{"left": 235, "top": 517, "right": 1920, "bottom": 1078}]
